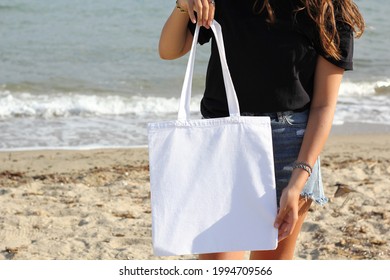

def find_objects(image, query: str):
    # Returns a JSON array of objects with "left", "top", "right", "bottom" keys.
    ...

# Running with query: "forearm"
[
  {"left": 287, "top": 56, "right": 344, "bottom": 193},
  {"left": 159, "top": 8, "right": 192, "bottom": 60},
  {"left": 288, "top": 105, "right": 336, "bottom": 192}
]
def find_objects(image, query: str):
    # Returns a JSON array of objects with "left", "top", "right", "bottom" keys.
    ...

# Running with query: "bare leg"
[
  {"left": 198, "top": 197, "right": 312, "bottom": 260},
  {"left": 250, "top": 197, "right": 312, "bottom": 260},
  {"left": 199, "top": 251, "right": 246, "bottom": 260}
]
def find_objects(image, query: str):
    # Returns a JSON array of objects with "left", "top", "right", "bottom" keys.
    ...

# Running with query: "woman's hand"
[
  {"left": 177, "top": 0, "right": 215, "bottom": 28},
  {"left": 273, "top": 186, "right": 301, "bottom": 242}
]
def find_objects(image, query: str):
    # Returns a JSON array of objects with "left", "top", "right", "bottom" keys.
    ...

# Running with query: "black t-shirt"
[{"left": 188, "top": 0, "right": 354, "bottom": 117}]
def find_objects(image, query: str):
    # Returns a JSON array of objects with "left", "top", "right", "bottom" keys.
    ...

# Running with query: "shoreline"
[
  {"left": 330, "top": 122, "right": 390, "bottom": 136},
  {"left": 1, "top": 122, "right": 390, "bottom": 153},
  {"left": 0, "top": 133, "right": 389, "bottom": 260}
]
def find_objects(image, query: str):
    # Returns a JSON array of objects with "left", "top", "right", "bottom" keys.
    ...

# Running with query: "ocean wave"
[
  {"left": 1, "top": 79, "right": 389, "bottom": 119},
  {"left": 339, "top": 79, "right": 390, "bottom": 96},
  {"left": 1, "top": 80, "right": 390, "bottom": 150},
  {"left": 0, "top": 91, "right": 202, "bottom": 119}
]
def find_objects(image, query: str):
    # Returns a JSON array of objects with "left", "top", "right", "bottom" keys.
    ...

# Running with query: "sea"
[{"left": 0, "top": 0, "right": 389, "bottom": 150}]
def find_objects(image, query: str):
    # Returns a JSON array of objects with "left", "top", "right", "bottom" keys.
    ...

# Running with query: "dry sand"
[{"left": 0, "top": 134, "right": 389, "bottom": 260}]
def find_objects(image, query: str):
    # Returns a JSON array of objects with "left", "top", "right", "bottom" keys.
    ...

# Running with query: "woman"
[{"left": 158, "top": 0, "right": 364, "bottom": 260}]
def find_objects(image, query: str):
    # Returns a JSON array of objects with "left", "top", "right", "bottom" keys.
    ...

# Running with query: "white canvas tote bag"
[{"left": 147, "top": 21, "right": 278, "bottom": 256}]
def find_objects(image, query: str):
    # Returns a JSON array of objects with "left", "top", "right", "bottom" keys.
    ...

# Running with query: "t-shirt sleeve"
[
  {"left": 187, "top": 20, "right": 213, "bottom": 45},
  {"left": 316, "top": 21, "right": 354, "bottom": 71}
]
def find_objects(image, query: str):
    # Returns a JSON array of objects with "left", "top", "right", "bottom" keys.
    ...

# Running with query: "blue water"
[{"left": 0, "top": 0, "right": 389, "bottom": 150}]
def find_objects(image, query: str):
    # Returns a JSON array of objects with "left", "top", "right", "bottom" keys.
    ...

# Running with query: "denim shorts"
[{"left": 242, "top": 110, "right": 328, "bottom": 206}]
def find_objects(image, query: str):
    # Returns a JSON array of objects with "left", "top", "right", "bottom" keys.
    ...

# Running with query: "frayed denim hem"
[{"left": 300, "top": 192, "right": 329, "bottom": 206}]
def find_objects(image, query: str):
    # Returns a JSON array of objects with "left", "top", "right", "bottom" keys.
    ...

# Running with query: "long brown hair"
[{"left": 253, "top": 0, "right": 365, "bottom": 60}]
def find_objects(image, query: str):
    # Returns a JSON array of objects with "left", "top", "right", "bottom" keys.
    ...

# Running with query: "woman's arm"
[
  {"left": 159, "top": 0, "right": 215, "bottom": 60},
  {"left": 274, "top": 55, "right": 345, "bottom": 240},
  {"left": 159, "top": 8, "right": 193, "bottom": 60}
]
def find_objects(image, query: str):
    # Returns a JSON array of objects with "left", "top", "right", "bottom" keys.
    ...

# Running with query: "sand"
[{"left": 0, "top": 133, "right": 389, "bottom": 260}]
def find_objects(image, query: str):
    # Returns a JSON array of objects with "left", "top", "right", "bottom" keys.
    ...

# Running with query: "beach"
[
  {"left": 0, "top": 130, "right": 389, "bottom": 260},
  {"left": 1, "top": 0, "right": 389, "bottom": 262}
]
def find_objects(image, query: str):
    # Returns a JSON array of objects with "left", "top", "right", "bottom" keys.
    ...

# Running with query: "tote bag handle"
[{"left": 177, "top": 20, "right": 241, "bottom": 121}]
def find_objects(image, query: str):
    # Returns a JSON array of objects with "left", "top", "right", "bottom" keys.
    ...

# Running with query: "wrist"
[
  {"left": 286, "top": 168, "right": 311, "bottom": 194},
  {"left": 292, "top": 161, "right": 312, "bottom": 177}
]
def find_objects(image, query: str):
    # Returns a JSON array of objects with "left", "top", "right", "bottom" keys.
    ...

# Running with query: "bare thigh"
[
  {"left": 198, "top": 196, "right": 312, "bottom": 260},
  {"left": 198, "top": 251, "right": 246, "bottom": 260},
  {"left": 250, "top": 196, "right": 312, "bottom": 260}
]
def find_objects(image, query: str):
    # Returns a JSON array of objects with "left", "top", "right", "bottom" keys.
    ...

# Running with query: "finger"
[
  {"left": 280, "top": 216, "right": 298, "bottom": 241},
  {"left": 205, "top": 0, "right": 215, "bottom": 28},
  {"left": 201, "top": 0, "right": 210, "bottom": 27},
  {"left": 187, "top": 1, "right": 197, "bottom": 24},
  {"left": 277, "top": 220, "right": 290, "bottom": 239},
  {"left": 274, "top": 208, "right": 287, "bottom": 228},
  {"left": 188, "top": 10, "right": 197, "bottom": 24},
  {"left": 278, "top": 220, "right": 290, "bottom": 234},
  {"left": 278, "top": 217, "right": 297, "bottom": 241},
  {"left": 278, "top": 231, "right": 290, "bottom": 242},
  {"left": 195, "top": 0, "right": 203, "bottom": 25},
  {"left": 207, "top": 0, "right": 215, "bottom": 27}
]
